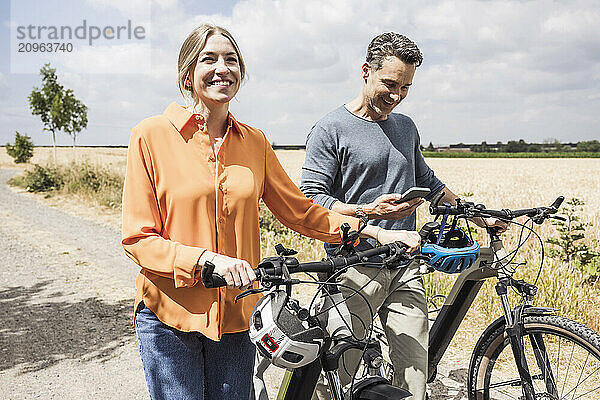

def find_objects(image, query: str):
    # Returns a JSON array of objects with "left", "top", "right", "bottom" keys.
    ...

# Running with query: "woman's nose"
[{"left": 215, "top": 58, "right": 228, "bottom": 73}]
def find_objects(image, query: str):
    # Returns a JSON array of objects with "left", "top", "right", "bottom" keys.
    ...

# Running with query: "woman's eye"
[{"left": 200, "top": 57, "right": 215, "bottom": 63}]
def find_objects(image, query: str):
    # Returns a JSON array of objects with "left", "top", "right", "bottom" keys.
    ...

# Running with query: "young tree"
[
  {"left": 28, "top": 64, "right": 88, "bottom": 162},
  {"left": 56, "top": 89, "right": 88, "bottom": 155},
  {"left": 6, "top": 131, "right": 34, "bottom": 163}
]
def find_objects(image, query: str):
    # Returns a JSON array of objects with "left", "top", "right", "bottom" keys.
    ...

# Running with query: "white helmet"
[{"left": 249, "top": 290, "right": 325, "bottom": 369}]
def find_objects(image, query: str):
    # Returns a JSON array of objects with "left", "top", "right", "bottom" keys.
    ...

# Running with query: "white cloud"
[
  {"left": 59, "top": 43, "right": 152, "bottom": 75},
  {"left": 4, "top": 0, "right": 600, "bottom": 146},
  {"left": 83, "top": 0, "right": 154, "bottom": 19}
]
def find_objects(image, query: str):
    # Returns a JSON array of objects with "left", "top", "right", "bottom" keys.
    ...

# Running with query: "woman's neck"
[{"left": 190, "top": 101, "right": 229, "bottom": 138}]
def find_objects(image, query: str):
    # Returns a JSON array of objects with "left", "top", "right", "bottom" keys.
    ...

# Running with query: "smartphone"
[{"left": 394, "top": 187, "right": 431, "bottom": 203}]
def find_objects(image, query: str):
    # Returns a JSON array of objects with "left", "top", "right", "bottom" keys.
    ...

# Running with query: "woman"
[{"left": 122, "top": 24, "right": 420, "bottom": 400}]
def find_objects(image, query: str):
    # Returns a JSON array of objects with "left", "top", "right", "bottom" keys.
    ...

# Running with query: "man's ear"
[{"left": 361, "top": 63, "right": 370, "bottom": 83}]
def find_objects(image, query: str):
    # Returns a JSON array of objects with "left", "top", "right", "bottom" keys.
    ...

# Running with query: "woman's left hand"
[{"left": 375, "top": 228, "right": 421, "bottom": 253}]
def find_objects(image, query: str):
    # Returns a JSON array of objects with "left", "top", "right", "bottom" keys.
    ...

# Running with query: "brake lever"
[
  {"left": 234, "top": 287, "right": 266, "bottom": 303},
  {"left": 383, "top": 242, "right": 411, "bottom": 267},
  {"left": 550, "top": 215, "right": 566, "bottom": 221}
]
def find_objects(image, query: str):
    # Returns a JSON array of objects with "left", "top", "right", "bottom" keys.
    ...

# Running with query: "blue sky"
[{"left": 1, "top": 0, "right": 599, "bottom": 146}]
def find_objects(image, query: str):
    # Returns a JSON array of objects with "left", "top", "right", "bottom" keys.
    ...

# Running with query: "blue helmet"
[{"left": 421, "top": 228, "right": 480, "bottom": 274}]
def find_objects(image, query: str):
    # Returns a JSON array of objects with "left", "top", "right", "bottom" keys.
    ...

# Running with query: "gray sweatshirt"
[{"left": 300, "top": 106, "right": 445, "bottom": 250}]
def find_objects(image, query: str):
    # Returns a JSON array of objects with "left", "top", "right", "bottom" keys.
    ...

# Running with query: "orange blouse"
[{"left": 122, "top": 103, "right": 359, "bottom": 340}]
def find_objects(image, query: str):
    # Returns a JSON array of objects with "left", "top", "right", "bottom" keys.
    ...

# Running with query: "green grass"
[
  {"left": 8, "top": 161, "right": 124, "bottom": 208},
  {"left": 423, "top": 151, "right": 600, "bottom": 158}
]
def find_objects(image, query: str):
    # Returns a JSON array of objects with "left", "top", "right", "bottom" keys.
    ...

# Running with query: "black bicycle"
[{"left": 203, "top": 194, "right": 600, "bottom": 400}]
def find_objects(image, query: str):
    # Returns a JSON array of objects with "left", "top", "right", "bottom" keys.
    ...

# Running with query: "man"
[{"left": 300, "top": 32, "right": 506, "bottom": 400}]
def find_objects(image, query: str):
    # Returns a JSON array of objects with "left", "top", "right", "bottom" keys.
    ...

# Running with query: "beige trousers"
[{"left": 312, "top": 262, "right": 429, "bottom": 400}]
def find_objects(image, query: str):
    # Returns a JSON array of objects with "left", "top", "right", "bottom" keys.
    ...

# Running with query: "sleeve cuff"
[{"left": 173, "top": 245, "right": 207, "bottom": 288}]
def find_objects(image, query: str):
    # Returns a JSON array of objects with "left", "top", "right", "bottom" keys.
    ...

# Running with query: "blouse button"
[
  {"left": 208, "top": 156, "right": 215, "bottom": 162},
  {"left": 218, "top": 217, "right": 225, "bottom": 223}
]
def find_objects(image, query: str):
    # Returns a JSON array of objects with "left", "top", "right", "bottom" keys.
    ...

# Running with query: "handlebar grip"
[
  {"left": 419, "top": 221, "right": 439, "bottom": 242},
  {"left": 201, "top": 261, "right": 228, "bottom": 288},
  {"left": 430, "top": 190, "right": 445, "bottom": 209},
  {"left": 550, "top": 196, "right": 564, "bottom": 210}
]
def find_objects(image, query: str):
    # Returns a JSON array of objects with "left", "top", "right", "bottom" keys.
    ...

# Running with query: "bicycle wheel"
[{"left": 468, "top": 314, "right": 600, "bottom": 400}]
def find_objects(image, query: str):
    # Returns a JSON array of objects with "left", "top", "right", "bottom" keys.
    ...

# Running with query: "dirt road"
[
  {"left": 0, "top": 169, "right": 147, "bottom": 399},
  {"left": 0, "top": 168, "right": 468, "bottom": 399}
]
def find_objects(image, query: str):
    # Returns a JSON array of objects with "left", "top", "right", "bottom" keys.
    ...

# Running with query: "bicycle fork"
[
  {"left": 492, "top": 238, "right": 558, "bottom": 400},
  {"left": 496, "top": 280, "right": 537, "bottom": 400}
]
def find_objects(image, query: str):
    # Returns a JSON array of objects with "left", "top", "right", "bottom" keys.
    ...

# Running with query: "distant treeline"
[
  {"left": 422, "top": 151, "right": 600, "bottom": 158},
  {"left": 423, "top": 139, "right": 600, "bottom": 153}
]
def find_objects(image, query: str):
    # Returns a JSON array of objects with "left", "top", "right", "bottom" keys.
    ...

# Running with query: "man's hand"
[
  {"left": 471, "top": 217, "right": 509, "bottom": 233},
  {"left": 363, "top": 194, "right": 424, "bottom": 220},
  {"left": 375, "top": 229, "right": 421, "bottom": 253},
  {"left": 195, "top": 252, "right": 256, "bottom": 290}
]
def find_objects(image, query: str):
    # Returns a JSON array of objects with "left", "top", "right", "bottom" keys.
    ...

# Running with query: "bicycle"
[
  {"left": 204, "top": 229, "right": 415, "bottom": 399},
  {"left": 376, "top": 193, "right": 600, "bottom": 400},
  {"left": 203, "top": 193, "right": 600, "bottom": 400}
]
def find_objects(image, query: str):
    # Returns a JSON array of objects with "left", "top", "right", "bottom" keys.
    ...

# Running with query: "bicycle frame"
[
  {"left": 427, "top": 245, "right": 496, "bottom": 381},
  {"left": 274, "top": 236, "right": 548, "bottom": 400},
  {"left": 275, "top": 246, "right": 500, "bottom": 400},
  {"left": 430, "top": 234, "right": 553, "bottom": 400}
]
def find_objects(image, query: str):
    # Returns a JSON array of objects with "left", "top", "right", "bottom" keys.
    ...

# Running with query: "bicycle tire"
[{"left": 468, "top": 314, "right": 600, "bottom": 400}]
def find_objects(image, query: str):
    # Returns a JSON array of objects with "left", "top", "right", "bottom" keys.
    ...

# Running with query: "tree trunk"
[
  {"left": 72, "top": 134, "right": 76, "bottom": 158},
  {"left": 52, "top": 131, "right": 57, "bottom": 165}
]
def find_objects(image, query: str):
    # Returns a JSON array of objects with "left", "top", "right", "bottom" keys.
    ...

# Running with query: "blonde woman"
[{"left": 122, "top": 24, "right": 420, "bottom": 400}]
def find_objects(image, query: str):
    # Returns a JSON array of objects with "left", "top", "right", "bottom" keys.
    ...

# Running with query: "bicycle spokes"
[{"left": 480, "top": 330, "right": 600, "bottom": 399}]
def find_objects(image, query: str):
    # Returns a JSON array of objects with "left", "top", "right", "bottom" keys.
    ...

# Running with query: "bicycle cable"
[{"left": 304, "top": 259, "right": 392, "bottom": 400}]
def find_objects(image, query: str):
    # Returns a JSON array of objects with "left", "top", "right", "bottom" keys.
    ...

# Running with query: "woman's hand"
[
  {"left": 361, "top": 225, "right": 421, "bottom": 253},
  {"left": 376, "top": 229, "right": 421, "bottom": 253},
  {"left": 196, "top": 251, "right": 256, "bottom": 290}
]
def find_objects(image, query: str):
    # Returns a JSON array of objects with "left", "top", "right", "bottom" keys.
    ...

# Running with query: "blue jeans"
[{"left": 135, "top": 302, "right": 256, "bottom": 400}]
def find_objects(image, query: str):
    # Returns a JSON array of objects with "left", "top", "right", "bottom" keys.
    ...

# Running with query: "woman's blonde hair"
[{"left": 177, "top": 24, "right": 246, "bottom": 103}]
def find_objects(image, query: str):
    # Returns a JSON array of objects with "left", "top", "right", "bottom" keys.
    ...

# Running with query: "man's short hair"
[{"left": 366, "top": 32, "right": 423, "bottom": 69}]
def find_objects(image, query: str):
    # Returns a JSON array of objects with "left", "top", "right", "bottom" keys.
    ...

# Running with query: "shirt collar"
[{"left": 163, "top": 102, "right": 243, "bottom": 138}]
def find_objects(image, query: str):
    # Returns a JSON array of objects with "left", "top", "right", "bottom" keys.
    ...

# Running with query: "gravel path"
[
  {"left": 0, "top": 168, "right": 469, "bottom": 399},
  {"left": 0, "top": 169, "right": 147, "bottom": 400}
]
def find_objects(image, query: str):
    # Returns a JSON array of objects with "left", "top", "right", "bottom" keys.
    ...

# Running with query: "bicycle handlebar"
[
  {"left": 202, "top": 241, "right": 408, "bottom": 288},
  {"left": 429, "top": 192, "right": 564, "bottom": 224},
  {"left": 203, "top": 195, "right": 565, "bottom": 288}
]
